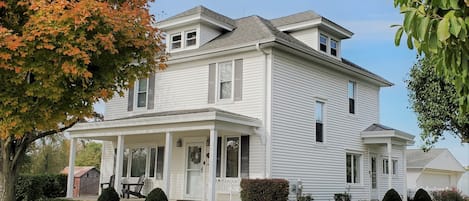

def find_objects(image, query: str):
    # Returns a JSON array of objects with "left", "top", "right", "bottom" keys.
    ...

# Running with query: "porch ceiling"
[
  {"left": 361, "top": 123, "right": 415, "bottom": 146},
  {"left": 66, "top": 108, "right": 262, "bottom": 138}
]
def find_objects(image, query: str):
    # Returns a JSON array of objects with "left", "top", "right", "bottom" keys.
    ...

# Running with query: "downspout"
[{"left": 256, "top": 42, "right": 271, "bottom": 178}]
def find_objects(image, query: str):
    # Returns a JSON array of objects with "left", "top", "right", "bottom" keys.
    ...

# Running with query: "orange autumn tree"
[{"left": 0, "top": 0, "right": 166, "bottom": 200}]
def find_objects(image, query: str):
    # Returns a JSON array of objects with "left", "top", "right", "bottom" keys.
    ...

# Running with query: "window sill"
[{"left": 346, "top": 183, "right": 365, "bottom": 189}]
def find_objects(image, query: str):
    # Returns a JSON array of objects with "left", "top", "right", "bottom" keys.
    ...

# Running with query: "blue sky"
[{"left": 98, "top": 0, "right": 469, "bottom": 166}]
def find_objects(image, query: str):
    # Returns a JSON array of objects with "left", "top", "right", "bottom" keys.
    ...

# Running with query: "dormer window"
[
  {"left": 170, "top": 33, "right": 182, "bottom": 50},
  {"left": 185, "top": 30, "right": 197, "bottom": 47},
  {"left": 331, "top": 39, "right": 338, "bottom": 56},
  {"left": 320, "top": 34, "right": 328, "bottom": 53}
]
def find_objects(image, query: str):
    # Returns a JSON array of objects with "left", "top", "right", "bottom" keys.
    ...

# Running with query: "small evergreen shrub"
[
  {"left": 98, "top": 187, "right": 120, "bottom": 201},
  {"left": 382, "top": 189, "right": 402, "bottom": 201},
  {"left": 299, "top": 194, "right": 314, "bottom": 201},
  {"left": 15, "top": 174, "right": 67, "bottom": 201},
  {"left": 240, "top": 178, "right": 289, "bottom": 201},
  {"left": 432, "top": 189, "right": 465, "bottom": 201},
  {"left": 334, "top": 192, "right": 351, "bottom": 201},
  {"left": 145, "top": 188, "right": 168, "bottom": 201},
  {"left": 413, "top": 188, "right": 432, "bottom": 201}
]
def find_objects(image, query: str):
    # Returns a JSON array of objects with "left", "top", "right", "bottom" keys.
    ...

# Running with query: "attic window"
[
  {"left": 170, "top": 33, "right": 181, "bottom": 49},
  {"left": 331, "top": 39, "right": 338, "bottom": 56},
  {"left": 320, "top": 34, "right": 328, "bottom": 52},
  {"left": 185, "top": 30, "right": 197, "bottom": 47}
]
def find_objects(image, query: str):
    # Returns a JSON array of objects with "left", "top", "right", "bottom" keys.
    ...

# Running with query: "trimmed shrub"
[
  {"left": 98, "top": 187, "right": 120, "bottom": 201},
  {"left": 432, "top": 189, "right": 465, "bottom": 201},
  {"left": 334, "top": 193, "right": 351, "bottom": 201},
  {"left": 382, "top": 189, "right": 402, "bottom": 201},
  {"left": 15, "top": 174, "right": 67, "bottom": 201},
  {"left": 145, "top": 188, "right": 168, "bottom": 201},
  {"left": 240, "top": 178, "right": 289, "bottom": 201},
  {"left": 413, "top": 188, "right": 432, "bottom": 201}
]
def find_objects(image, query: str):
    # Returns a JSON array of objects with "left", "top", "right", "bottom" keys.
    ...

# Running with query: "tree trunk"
[{"left": 0, "top": 147, "right": 18, "bottom": 201}]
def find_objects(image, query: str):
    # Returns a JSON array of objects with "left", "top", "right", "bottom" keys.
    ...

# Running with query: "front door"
[
  {"left": 185, "top": 142, "right": 204, "bottom": 199},
  {"left": 370, "top": 154, "right": 379, "bottom": 200}
]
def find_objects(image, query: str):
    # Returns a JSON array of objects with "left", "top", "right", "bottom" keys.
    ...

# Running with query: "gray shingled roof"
[
  {"left": 407, "top": 149, "right": 446, "bottom": 168},
  {"left": 160, "top": 5, "right": 236, "bottom": 27},
  {"left": 270, "top": 11, "right": 321, "bottom": 27},
  {"left": 166, "top": 6, "right": 391, "bottom": 86},
  {"left": 364, "top": 123, "right": 395, "bottom": 131}
]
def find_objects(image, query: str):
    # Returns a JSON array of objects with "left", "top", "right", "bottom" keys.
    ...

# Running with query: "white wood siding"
[
  {"left": 199, "top": 24, "right": 221, "bottom": 46},
  {"left": 270, "top": 49, "right": 380, "bottom": 201},
  {"left": 289, "top": 28, "right": 319, "bottom": 51}
]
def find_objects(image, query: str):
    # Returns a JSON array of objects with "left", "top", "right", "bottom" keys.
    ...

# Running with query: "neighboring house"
[
  {"left": 406, "top": 149, "right": 465, "bottom": 192},
  {"left": 458, "top": 166, "right": 469, "bottom": 196},
  {"left": 61, "top": 166, "right": 100, "bottom": 197},
  {"left": 65, "top": 6, "right": 415, "bottom": 201}
]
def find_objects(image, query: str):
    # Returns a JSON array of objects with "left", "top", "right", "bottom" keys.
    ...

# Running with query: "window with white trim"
[
  {"left": 225, "top": 137, "right": 240, "bottom": 178},
  {"left": 218, "top": 61, "right": 233, "bottom": 100},
  {"left": 215, "top": 136, "right": 249, "bottom": 178},
  {"left": 346, "top": 153, "right": 361, "bottom": 183},
  {"left": 170, "top": 33, "right": 181, "bottom": 50},
  {"left": 320, "top": 34, "right": 328, "bottom": 53},
  {"left": 121, "top": 146, "right": 165, "bottom": 179},
  {"left": 185, "top": 30, "right": 197, "bottom": 47},
  {"left": 315, "top": 101, "right": 324, "bottom": 142},
  {"left": 348, "top": 81, "right": 356, "bottom": 114},
  {"left": 331, "top": 39, "right": 338, "bottom": 56},
  {"left": 383, "top": 159, "right": 398, "bottom": 175},
  {"left": 137, "top": 78, "right": 148, "bottom": 108}
]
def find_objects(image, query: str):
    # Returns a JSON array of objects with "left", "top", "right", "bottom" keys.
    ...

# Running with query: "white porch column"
[
  {"left": 403, "top": 148, "right": 408, "bottom": 201},
  {"left": 387, "top": 141, "right": 393, "bottom": 189},
  {"left": 208, "top": 129, "right": 218, "bottom": 201},
  {"left": 114, "top": 135, "right": 125, "bottom": 194},
  {"left": 66, "top": 138, "right": 77, "bottom": 198},
  {"left": 163, "top": 132, "right": 172, "bottom": 195}
]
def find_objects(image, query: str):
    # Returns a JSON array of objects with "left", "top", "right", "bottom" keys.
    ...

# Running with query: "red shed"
[{"left": 61, "top": 166, "right": 100, "bottom": 197}]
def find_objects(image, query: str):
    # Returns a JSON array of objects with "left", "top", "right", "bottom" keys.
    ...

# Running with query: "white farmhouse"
[{"left": 66, "top": 6, "right": 415, "bottom": 201}]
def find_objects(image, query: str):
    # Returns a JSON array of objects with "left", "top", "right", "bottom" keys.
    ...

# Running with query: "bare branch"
[{"left": 27, "top": 119, "right": 80, "bottom": 145}]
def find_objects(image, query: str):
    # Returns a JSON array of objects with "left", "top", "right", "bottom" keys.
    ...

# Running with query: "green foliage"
[
  {"left": 432, "top": 189, "right": 465, "bottom": 201},
  {"left": 299, "top": 194, "right": 314, "bottom": 201},
  {"left": 76, "top": 141, "right": 102, "bottom": 169},
  {"left": 407, "top": 57, "right": 469, "bottom": 148},
  {"left": 393, "top": 0, "right": 469, "bottom": 120},
  {"left": 413, "top": 188, "right": 432, "bottom": 201},
  {"left": 21, "top": 136, "right": 69, "bottom": 174},
  {"left": 145, "top": 188, "right": 168, "bottom": 201},
  {"left": 240, "top": 179, "right": 289, "bottom": 201},
  {"left": 15, "top": 174, "right": 67, "bottom": 201},
  {"left": 98, "top": 187, "right": 120, "bottom": 201},
  {"left": 334, "top": 193, "right": 351, "bottom": 201},
  {"left": 382, "top": 189, "right": 402, "bottom": 201}
]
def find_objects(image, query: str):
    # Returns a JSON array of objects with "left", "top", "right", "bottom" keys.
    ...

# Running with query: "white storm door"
[{"left": 185, "top": 142, "right": 204, "bottom": 199}]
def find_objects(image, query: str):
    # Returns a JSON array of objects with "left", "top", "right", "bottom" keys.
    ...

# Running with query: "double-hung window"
[
  {"left": 331, "top": 39, "right": 338, "bottom": 56},
  {"left": 320, "top": 34, "right": 328, "bottom": 53},
  {"left": 383, "top": 159, "right": 397, "bottom": 175},
  {"left": 215, "top": 136, "right": 249, "bottom": 178},
  {"left": 346, "top": 153, "right": 361, "bottom": 183},
  {"left": 170, "top": 33, "right": 182, "bottom": 50},
  {"left": 137, "top": 79, "right": 148, "bottom": 108},
  {"left": 225, "top": 137, "right": 240, "bottom": 178},
  {"left": 348, "top": 81, "right": 356, "bottom": 114},
  {"left": 185, "top": 30, "right": 197, "bottom": 47},
  {"left": 315, "top": 101, "right": 324, "bottom": 142},
  {"left": 218, "top": 61, "right": 233, "bottom": 100}
]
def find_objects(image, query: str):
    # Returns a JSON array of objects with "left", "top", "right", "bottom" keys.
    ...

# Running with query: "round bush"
[
  {"left": 414, "top": 188, "right": 432, "bottom": 201},
  {"left": 382, "top": 189, "right": 402, "bottom": 201},
  {"left": 98, "top": 187, "right": 120, "bottom": 201},
  {"left": 145, "top": 188, "right": 168, "bottom": 201}
]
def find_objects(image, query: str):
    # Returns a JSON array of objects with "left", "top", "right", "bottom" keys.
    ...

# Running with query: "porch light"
[{"left": 176, "top": 138, "right": 183, "bottom": 147}]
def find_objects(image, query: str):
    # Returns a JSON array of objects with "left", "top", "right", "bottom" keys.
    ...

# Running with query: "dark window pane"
[
  {"left": 240, "top": 136, "right": 250, "bottom": 178},
  {"left": 137, "top": 92, "right": 146, "bottom": 107},
  {"left": 349, "top": 98, "right": 355, "bottom": 114},
  {"left": 346, "top": 154, "right": 352, "bottom": 183},
  {"left": 320, "top": 44, "right": 327, "bottom": 52},
  {"left": 157, "top": 147, "right": 165, "bottom": 179},
  {"left": 131, "top": 148, "right": 147, "bottom": 177},
  {"left": 149, "top": 148, "right": 156, "bottom": 177},
  {"left": 331, "top": 48, "right": 337, "bottom": 56},
  {"left": 216, "top": 137, "right": 222, "bottom": 177},
  {"left": 226, "top": 137, "right": 239, "bottom": 178},
  {"left": 316, "top": 122, "right": 323, "bottom": 142}
]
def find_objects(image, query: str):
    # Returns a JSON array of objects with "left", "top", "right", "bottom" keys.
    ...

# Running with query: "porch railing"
[{"left": 216, "top": 178, "right": 241, "bottom": 194}]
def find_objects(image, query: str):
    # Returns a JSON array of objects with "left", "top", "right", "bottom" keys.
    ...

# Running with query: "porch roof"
[
  {"left": 360, "top": 123, "right": 415, "bottom": 146},
  {"left": 67, "top": 108, "right": 262, "bottom": 138}
]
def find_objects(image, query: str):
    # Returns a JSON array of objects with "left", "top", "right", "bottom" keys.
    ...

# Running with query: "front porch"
[{"left": 66, "top": 108, "right": 262, "bottom": 201}]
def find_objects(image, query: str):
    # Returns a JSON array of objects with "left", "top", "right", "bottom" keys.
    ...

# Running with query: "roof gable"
[
  {"left": 158, "top": 5, "right": 235, "bottom": 31},
  {"left": 407, "top": 149, "right": 465, "bottom": 172}
]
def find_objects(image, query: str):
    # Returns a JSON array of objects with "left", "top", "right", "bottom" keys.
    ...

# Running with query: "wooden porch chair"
[
  {"left": 100, "top": 175, "right": 115, "bottom": 189},
  {"left": 121, "top": 175, "right": 146, "bottom": 198}
]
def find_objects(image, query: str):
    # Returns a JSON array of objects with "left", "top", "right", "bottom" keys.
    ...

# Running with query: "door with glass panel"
[
  {"left": 184, "top": 142, "right": 204, "bottom": 199},
  {"left": 370, "top": 154, "right": 378, "bottom": 200}
]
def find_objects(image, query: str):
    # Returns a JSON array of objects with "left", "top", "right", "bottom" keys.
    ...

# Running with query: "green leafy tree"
[
  {"left": 407, "top": 57, "right": 469, "bottom": 147},
  {"left": 394, "top": 0, "right": 469, "bottom": 114},
  {"left": 76, "top": 141, "right": 102, "bottom": 169},
  {"left": 0, "top": 0, "right": 166, "bottom": 200}
]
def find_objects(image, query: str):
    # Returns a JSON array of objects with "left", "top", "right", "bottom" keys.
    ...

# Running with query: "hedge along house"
[
  {"left": 61, "top": 166, "right": 100, "bottom": 197},
  {"left": 66, "top": 6, "right": 415, "bottom": 201}
]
